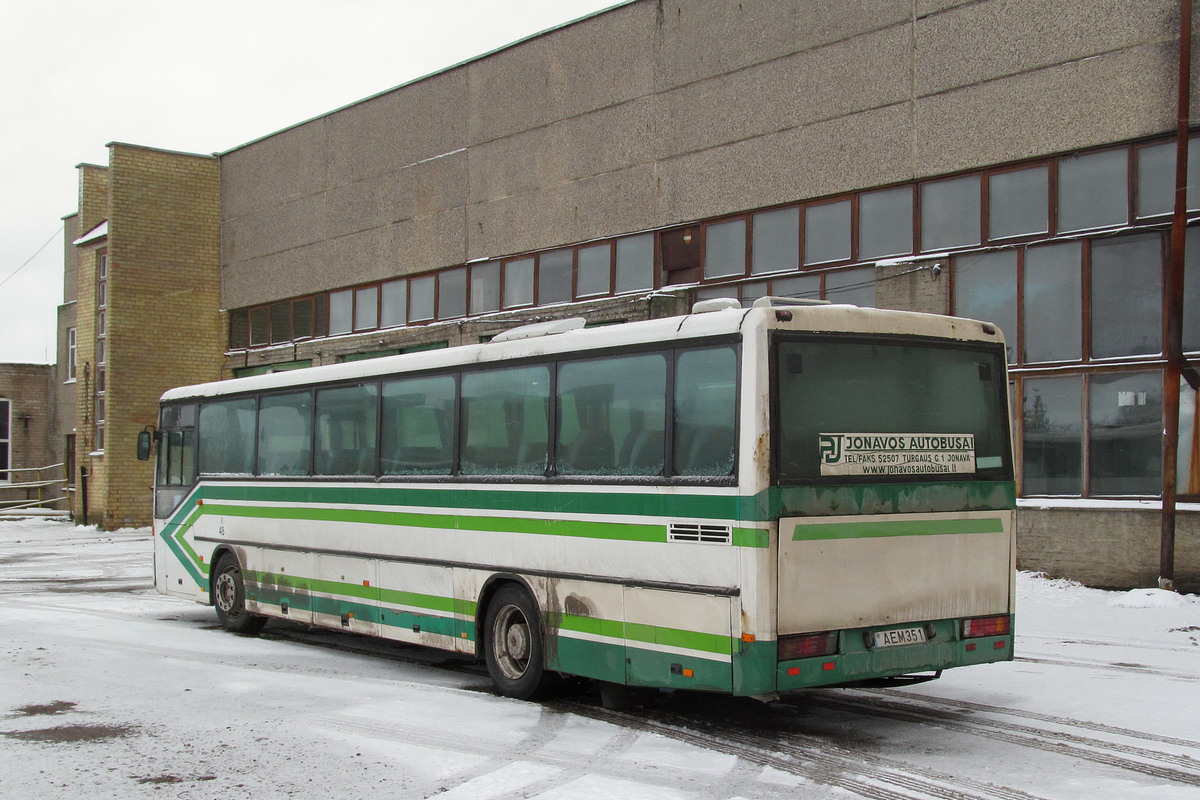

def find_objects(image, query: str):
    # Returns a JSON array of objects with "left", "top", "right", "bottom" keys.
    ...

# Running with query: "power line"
[{"left": 0, "top": 225, "right": 64, "bottom": 290}]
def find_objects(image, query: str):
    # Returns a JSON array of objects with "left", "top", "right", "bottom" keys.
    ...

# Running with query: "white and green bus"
[{"left": 147, "top": 298, "right": 1015, "bottom": 700}]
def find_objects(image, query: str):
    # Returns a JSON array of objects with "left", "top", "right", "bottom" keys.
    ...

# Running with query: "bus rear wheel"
[
  {"left": 212, "top": 554, "right": 267, "bottom": 635},
  {"left": 484, "top": 585, "right": 556, "bottom": 700}
]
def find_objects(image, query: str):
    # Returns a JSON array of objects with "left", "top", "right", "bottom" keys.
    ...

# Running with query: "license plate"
[{"left": 869, "top": 626, "right": 927, "bottom": 649}]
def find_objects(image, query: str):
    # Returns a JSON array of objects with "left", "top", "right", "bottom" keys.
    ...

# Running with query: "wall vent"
[{"left": 668, "top": 522, "right": 733, "bottom": 545}]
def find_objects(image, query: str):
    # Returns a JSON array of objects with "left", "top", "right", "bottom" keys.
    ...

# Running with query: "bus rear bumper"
[{"left": 771, "top": 616, "right": 1013, "bottom": 693}]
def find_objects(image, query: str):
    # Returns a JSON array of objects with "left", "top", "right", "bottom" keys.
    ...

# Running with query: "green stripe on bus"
[
  {"left": 558, "top": 614, "right": 732, "bottom": 656},
  {"left": 200, "top": 503, "right": 667, "bottom": 543},
  {"left": 791, "top": 517, "right": 1005, "bottom": 541},
  {"left": 168, "top": 479, "right": 1014, "bottom": 533}
]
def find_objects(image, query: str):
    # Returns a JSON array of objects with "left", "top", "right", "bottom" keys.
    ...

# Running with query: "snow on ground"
[{"left": 0, "top": 517, "right": 1198, "bottom": 800}]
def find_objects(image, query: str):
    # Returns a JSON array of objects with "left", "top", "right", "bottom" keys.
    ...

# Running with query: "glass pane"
[
  {"left": 615, "top": 234, "right": 654, "bottom": 293},
  {"left": 1136, "top": 137, "right": 1200, "bottom": 220},
  {"left": 229, "top": 309, "right": 249, "bottom": 349},
  {"left": 439, "top": 267, "right": 467, "bottom": 319},
  {"left": 410, "top": 275, "right": 435, "bottom": 322},
  {"left": 1137, "top": 142, "right": 1173, "bottom": 219},
  {"left": 314, "top": 293, "right": 328, "bottom": 337},
  {"left": 954, "top": 250, "right": 1017, "bottom": 363},
  {"left": 1023, "top": 241, "right": 1082, "bottom": 362},
  {"left": 859, "top": 186, "right": 913, "bottom": 259},
  {"left": 315, "top": 384, "right": 378, "bottom": 475},
  {"left": 504, "top": 258, "right": 534, "bottom": 308},
  {"left": 328, "top": 290, "right": 353, "bottom": 335},
  {"left": 382, "top": 375, "right": 456, "bottom": 475},
  {"left": 557, "top": 354, "right": 666, "bottom": 475},
  {"left": 776, "top": 339, "right": 1011, "bottom": 482},
  {"left": 674, "top": 347, "right": 737, "bottom": 476},
  {"left": 1089, "top": 371, "right": 1162, "bottom": 495},
  {"left": 824, "top": 267, "right": 874, "bottom": 308},
  {"left": 804, "top": 200, "right": 851, "bottom": 264},
  {"left": 989, "top": 166, "right": 1049, "bottom": 240},
  {"left": 751, "top": 207, "right": 799, "bottom": 274},
  {"left": 1021, "top": 376, "right": 1082, "bottom": 495},
  {"left": 740, "top": 281, "right": 769, "bottom": 308},
  {"left": 293, "top": 298, "right": 313, "bottom": 339},
  {"left": 198, "top": 398, "right": 256, "bottom": 475},
  {"left": 576, "top": 243, "right": 611, "bottom": 297},
  {"left": 249, "top": 306, "right": 269, "bottom": 346},
  {"left": 539, "top": 249, "right": 573, "bottom": 304},
  {"left": 1058, "top": 149, "right": 1128, "bottom": 232},
  {"left": 354, "top": 286, "right": 379, "bottom": 331},
  {"left": 705, "top": 218, "right": 746, "bottom": 278},
  {"left": 257, "top": 392, "right": 312, "bottom": 476},
  {"left": 470, "top": 261, "right": 500, "bottom": 315},
  {"left": 1186, "top": 227, "right": 1200, "bottom": 352},
  {"left": 921, "top": 175, "right": 981, "bottom": 251},
  {"left": 771, "top": 274, "right": 822, "bottom": 301},
  {"left": 461, "top": 366, "right": 549, "bottom": 475},
  {"left": 267, "top": 301, "right": 289, "bottom": 343},
  {"left": 381, "top": 279, "right": 407, "bottom": 328},
  {"left": 1091, "top": 233, "right": 1163, "bottom": 358}
]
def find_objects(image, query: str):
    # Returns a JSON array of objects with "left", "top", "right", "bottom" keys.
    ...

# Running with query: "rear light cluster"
[
  {"left": 961, "top": 615, "right": 1011, "bottom": 639},
  {"left": 777, "top": 631, "right": 838, "bottom": 661}
]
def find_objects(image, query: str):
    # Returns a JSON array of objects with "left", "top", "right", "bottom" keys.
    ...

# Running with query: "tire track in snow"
[
  {"left": 800, "top": 691, "right": 1200, "bottom": 788},
  {"left": 560, "top": 701, "right": 1050, "bottom": 800}
]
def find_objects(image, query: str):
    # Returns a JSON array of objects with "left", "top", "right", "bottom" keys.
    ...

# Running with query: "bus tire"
[
  {"left": 212, "top": 554, "right": 267, "bottom": 635},
  {"left": 484, "top": 585, "right": 556, "bottom": 700}
]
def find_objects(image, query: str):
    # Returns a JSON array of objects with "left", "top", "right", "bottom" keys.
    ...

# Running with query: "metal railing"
[{"left": 0, "top": 463, "right": 70, "bottom": 513}]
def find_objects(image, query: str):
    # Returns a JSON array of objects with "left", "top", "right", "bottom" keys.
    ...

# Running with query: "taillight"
[
  {"left": 961, "top": 615, "right": 1011, "bottom": 639},
  {"left": 777, "top": 631, "right": 838, "bottom": 661}
]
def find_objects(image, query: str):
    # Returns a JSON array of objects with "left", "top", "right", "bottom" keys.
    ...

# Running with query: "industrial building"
[{"left": 47, "top": 0, "right": 1199, "bottom": 589}]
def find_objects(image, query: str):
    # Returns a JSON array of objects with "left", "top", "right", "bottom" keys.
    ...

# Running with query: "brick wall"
[
  {"left": 0, "top": 364, "right": 64, "bottom": 511},
  {"left": 71, "top": 146, "right": 222, "bottom": 528}
]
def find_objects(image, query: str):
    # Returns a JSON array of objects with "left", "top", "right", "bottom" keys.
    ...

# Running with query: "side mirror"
[{"left": 136, "top": 429, "right": 154, "bottom": 461}]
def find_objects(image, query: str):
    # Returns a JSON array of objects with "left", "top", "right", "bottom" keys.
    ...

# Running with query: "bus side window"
[
  {"left": 257, "top": 392, "right": 313, "bottom": 476},
  {"left": 381, "top": 375, "right": 455, "bottom": 475},
  {"left": 198, "top": 398, "right": 256, "bottom": 475},
  {"left": 557, "top": 353, "right": 666, "bottom": 476},
  {"left": 315, "top": 384, "right": 378, "bottom": 476},
  {"left": 673, "top": 347, "right": 737, "bottom": 476},
  {"left": 461, "top": 366, "right": 549, "bottom": 476}
]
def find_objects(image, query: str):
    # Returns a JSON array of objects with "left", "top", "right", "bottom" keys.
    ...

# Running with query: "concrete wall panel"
[
  {"left": 223, "top": 244, "right": 329, "bottom": 309},
  {"left": 397, "top": 148, "right": 470, "bottom": 222},
  {"left": 326, "top": 70, "right": 469, "bottom": 187},
  {"left": 915, "top": 0, "right": 1177, "bottom": 98},
  {"left": 466, "top": 163, "right": 657, "bottom": 261},
  {"left": 393, "top": 209, "right": 469, "bottom": 276},
  {"left": 652, "top": 0, "right": 911, "bottom": 89},
  {"left": 655, "top": 103, "right": 914, "bottom": 224},
  {"left": 468, "top": 97, "right": 656, "bottom": 204},
  {"left": 467, "top": 5, "right": 655, "bottom": 145},
  {"left": 221, "top": 123, "right": 327, "bottom": 220},
  {"left": 1018, "top": 507, "right": 1200, "bottom": 592},
  {"left": 326, "top": 171, "right": 397, "bottom": 241},
  {"left": 914, "top": 41, "right": 1178, "bottom": 177},
  {"left": 650, "top": 24, "right": 912, "bottom": 165}
]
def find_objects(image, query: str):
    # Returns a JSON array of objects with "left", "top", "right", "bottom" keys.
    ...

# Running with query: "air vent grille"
[{"left": 668, "top": 522, "right": 733, "bottom": 545}]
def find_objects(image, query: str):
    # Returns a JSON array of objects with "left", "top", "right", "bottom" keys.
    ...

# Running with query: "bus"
[{"left": 145, "top": 297, "right": 1015, "bottom": 701}]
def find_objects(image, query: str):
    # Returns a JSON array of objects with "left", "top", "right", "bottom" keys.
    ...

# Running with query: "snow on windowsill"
[{"left": 1019, "top": 497, "right": 1200, "bottom": 512}]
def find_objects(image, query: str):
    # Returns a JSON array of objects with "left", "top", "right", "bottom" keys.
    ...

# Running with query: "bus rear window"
[{"left": 775, "top": 338, "right": 1011, "bottom": 482}]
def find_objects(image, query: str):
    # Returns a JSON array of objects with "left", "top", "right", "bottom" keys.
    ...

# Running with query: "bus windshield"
[{"left": 775, "top": 336, "right": 1011, "bottom": 482}]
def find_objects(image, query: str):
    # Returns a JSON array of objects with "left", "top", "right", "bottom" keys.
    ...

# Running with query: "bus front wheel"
[
  {"left": 212, "top": 554, "right": 267, "bottom": 635},
  {"left": 484, "top": 585, "right": 555, "bottom": 700}
]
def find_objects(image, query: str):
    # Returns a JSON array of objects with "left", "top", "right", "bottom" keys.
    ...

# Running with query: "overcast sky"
[{"left": 0, "top": 0, "right": 621, "bottom": 364}]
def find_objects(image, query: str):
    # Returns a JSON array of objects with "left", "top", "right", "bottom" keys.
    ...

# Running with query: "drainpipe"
[{"left": 1162, "top": 0, "right": 1193, "bottom": 592}]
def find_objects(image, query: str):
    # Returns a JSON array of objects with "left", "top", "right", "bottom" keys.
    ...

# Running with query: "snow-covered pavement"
[{"left": 0, "top": 517, "right": 1197, "bottom": 799}]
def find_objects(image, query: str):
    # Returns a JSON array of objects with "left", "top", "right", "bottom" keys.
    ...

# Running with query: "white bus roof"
[{"left": 159, "top": 303, "right": 1004, "bottom": 403}]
